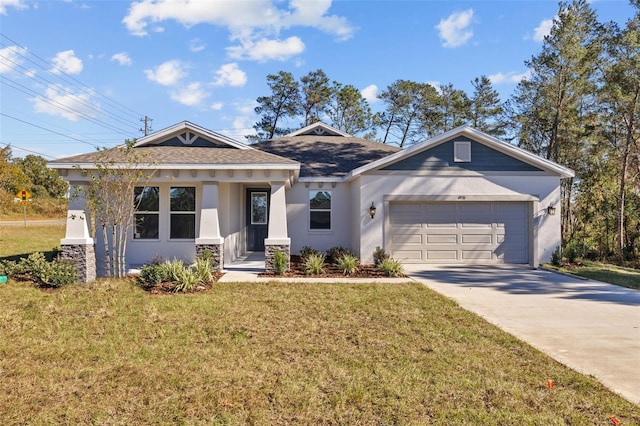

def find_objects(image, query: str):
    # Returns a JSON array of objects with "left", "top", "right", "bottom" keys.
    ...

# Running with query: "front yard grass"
[
  {"left": 1, "top": 279, "right": 638, "bottom": 424},
  {"left": 546, "top": 261, "right": 640, "bottom": 290},
  {"left": 0, "top": 223, "right": 65, "bottom": 261}
]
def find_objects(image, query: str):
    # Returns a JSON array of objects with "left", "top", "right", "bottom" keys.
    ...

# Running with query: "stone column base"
[
  {"left": 61, "top": 243, "right": 96, "bottom": 283},
  {"left": 265, "top": 244, "right": 290, "bottom": 273},
  {"left": 196, "top": 244, "right": 224, "bottom": 272}
]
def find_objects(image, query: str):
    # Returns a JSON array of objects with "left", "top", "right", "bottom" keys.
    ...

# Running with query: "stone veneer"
[
  {"left": 195, "top": 244, "right": 224, "bottom": 272},
  {"left": 265, "top": 244, "right": 290, "bottom": 273},
  {"left": 61, "top": 244, "right": 96, "bottom": 283}
]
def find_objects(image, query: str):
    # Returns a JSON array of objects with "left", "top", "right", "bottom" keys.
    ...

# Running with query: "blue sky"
[{"left": 0, "top": 0, "right": 635, "bottom": 159}]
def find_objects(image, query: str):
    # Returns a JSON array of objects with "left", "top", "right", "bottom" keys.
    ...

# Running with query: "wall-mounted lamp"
[
  {"left": 547, "top": 205, "right": 556, "bottom": 216},
  {"left": 369, "top": 202, "right": 377, "bottom": 219}
]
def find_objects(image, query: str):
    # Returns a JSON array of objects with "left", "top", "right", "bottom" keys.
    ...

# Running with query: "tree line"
[{"left": 251, "top": 0, "right": 639, "bottom": 264}]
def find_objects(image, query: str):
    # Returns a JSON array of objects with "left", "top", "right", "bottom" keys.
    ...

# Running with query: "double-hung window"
[
  {"left": 170, "top": 187, "right": 196, "bottom": 239},
  {"left": 309, "top": 190, "right": 331, "bottom": 230},
  {"left": 134, "top": 186, "right": 159, "bottom": 239}
]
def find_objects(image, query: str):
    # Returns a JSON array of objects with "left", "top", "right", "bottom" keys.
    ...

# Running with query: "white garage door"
[{"left": 389, "top": 202, "right": 529, "bottom": 264}]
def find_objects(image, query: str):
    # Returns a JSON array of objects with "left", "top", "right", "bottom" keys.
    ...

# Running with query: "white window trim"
[
  {"left": 309, "top": 190, "right": 332, "bottom": 231},
  {"left": 133, "top": 186, "right": 159, "bottom": 240},
  {"left": 169, "top": 186, "right": 197, "bottom": 240}
]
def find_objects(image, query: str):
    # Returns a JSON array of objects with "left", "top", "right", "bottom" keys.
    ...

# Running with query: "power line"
[
  {"left": 1, "top": 112, "right": 102, "bottom": 148},
  {"left": 3, "top": 143, "right": 57, "bottom": 159}
]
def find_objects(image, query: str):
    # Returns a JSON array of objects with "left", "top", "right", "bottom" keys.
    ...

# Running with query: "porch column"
[
  {"left": 265, "top": 182, "right": 290, "bottom": 272},
  {"left": 60, "top": 182, "right": 96, "bottom": 283},
  {"left": 196, "top": 182, "right": 224, "bottom": 272}
]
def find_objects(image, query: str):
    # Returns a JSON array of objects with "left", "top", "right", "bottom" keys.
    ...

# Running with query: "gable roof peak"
[
  {"left": 134, "top": 120, "right": 250, "bottom": 150},
  {"left": 284, "top": 121, "right": 352, "bottom": 138}
]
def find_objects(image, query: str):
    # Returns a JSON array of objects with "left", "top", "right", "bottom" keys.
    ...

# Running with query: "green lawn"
[
  {"left": 0, "top": 223, "right": 65, "bottom": 261},
  {"left": 547, "top": 261, "right": 640, "bottom": 290},
  {"left": 0, "top": 279, "right": 638, "bottom": 424}
]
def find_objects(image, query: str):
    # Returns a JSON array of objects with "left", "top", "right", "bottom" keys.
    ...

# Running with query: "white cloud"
[
  {"left": 144, "top": 60, "right": 186, "bottom": 86},
  {"left": 227, "top": 36, "right": 304, "bottom": 62},
  {"left": 0, "top": 45, "right": 27, "bottom": 73},
  {"left": 170, "top": 81, "right": 208, "bottom": 106},
  {"left": 0, "top": 0, "right": 28, "bottom": 15},
  {"left": 435, "top": 9, "right": 474, "bottom": 48},
  {"left": 51, "top": 50, "right": 83, "bottom": 75},
  {"left": 361, "top": 84, "right": 378, "bottom": 103},
  {"left": 210, "top": 101, "right": 223, "bottom": 110},
  {"left": 489, "top": 70, "right": 531, "bottom": 84},
  {"left": 111, "top": 52, "right": 132, "bottom": 66},
  {"left": 533, "top": 17, "right": 554, "bottom": 42},
  {"left": 122, "top": 0, "right": 354, "bottom": 41},
  {"left": 190, "top": 38, "right": 206, "bottom": 52},
  {"left": 32, "top": 84, "right": 98, "bottom": 121},
  {"left": 212, "top": 62, "right": 247, "bottom": 87}
]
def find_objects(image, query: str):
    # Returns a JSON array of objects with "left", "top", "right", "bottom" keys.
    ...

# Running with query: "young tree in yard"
[
  {"left": 598, "top": 9, "right": 640, "bottom": 259},
  {"left": 78, "top": 141, "right": 155, "bottom": 278},
  {"left": 300, "top": 69, "right": 331, "bottom": 126},
  {"left": 508, "top": 0, "right": 602, "bottom": 242},
  {"left": 470, "top": 76, "right": 506, "bottom": 137},
  {"left": 252, "top": 71, "right": 301, "bottom": 140},
  {"left": 327, "top": 82, "right": 374, "bottom": 136}
]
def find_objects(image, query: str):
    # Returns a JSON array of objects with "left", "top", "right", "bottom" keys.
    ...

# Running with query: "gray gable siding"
[{"left": 381, "top": 136, "right": 543, "bottom": 172}]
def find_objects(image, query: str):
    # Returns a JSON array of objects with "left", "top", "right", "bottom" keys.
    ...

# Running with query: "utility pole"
[{"left": 140, "top": 116, "right": 153, "bottom": 136}]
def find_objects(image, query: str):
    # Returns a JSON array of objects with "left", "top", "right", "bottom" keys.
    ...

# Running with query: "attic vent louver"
[{"left": 313, "top": 127, "right": 325, "bottom": 135}]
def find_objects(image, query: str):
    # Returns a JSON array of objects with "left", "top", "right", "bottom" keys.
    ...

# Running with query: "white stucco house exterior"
[{"left": 49, "top": 121, "right": 574, "bottom": 282}]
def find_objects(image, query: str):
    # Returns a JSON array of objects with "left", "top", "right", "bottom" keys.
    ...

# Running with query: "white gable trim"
[
  {"left": 284, "top": 121, "right": 352, "bottom": 137},
  {"left": 348, "top": 126, "right": 575, "bottom": 179},
  {"left": 134, "top": 121, "right": 250, "bottom": 150}
]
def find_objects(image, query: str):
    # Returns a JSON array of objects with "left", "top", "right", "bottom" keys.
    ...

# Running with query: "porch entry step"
[{"left": 224, "top": 252, "right": 265, "bottom": 272}]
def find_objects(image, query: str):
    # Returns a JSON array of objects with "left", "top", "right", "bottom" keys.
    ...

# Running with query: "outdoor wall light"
[
  {"left": 547, "top": 205, "right": 556, "bottom": 216},
  {"left": 369, "top": 202, "right": 377, "bottom": 219}
]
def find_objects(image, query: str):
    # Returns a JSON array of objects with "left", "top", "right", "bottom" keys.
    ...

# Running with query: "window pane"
[
  {"left": 170, "top": 187, "right": 195, "bottom": 211},
  {"left": 309, "top": 191, "right": 331, "bottom": 210},
  {"left": 134, "top": 186, "right": 159, "bottom": 211},
  {"left": 310, "top": 211, "right": 331, "bottom": 230},
  {"left": 170, "top": 214, "right": 195, "bottom": 239},
  {"left": 251, "top": 192, "right": 268, "bottom": 224},
  {"left": 135, "top": 214, "right": 159, "bottom": 239}
]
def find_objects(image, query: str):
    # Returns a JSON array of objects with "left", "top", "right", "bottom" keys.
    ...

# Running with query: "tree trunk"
[{"left": 101, "top": 223, "right": 110, "bottom": 277}]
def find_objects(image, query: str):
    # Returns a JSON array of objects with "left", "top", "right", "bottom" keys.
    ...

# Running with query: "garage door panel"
[{"left": 389, "top": 201, "right": 529, "bottom": 265}]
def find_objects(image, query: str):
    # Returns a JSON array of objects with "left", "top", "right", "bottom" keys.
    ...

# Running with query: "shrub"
[
  {"left": 47, "top": 260, "right": 77, "bottom": 287},
  {"left": 373, "top": 246, "right": 389, "bottom": 267},
  {"left": 173, "top": 267, "right": 198, "bottom": 293},
  {"left": 0, "top": 259, "right": 17, "bottom": 277},
  {"left": 337, "top": 253, "right": 359, "bottom": 275},
  {"left": 564, "top": 241, "right": 580, "bottom": 264},
  {"left": 326, "top": 246, "right": 353, "bottom": 264},
  {"left": 551, "top": 246, "right": 562, "bottom": 267},
  {"left": 138, "top": 264, "right": 167, "bottom": 286},
  {"left": 299, "top": 246, "right": 320, "bottom": 260},
  {"left": 378, "top": 257, "right": 404, "bottom": 277},
  {"left": 12, "top": 252, "right": 76, "bottom": 287},
  {"left": 304, "top": 252, "right": 326, "bottom": 275},
  {"left": 160, "top": 259, "right": 186, "bottom": 283},
  {"left": 193, "top": 255, "right": 214, "bottom": 283},
  {"left": 272, "top": 250, "right": 288, "bottom": 275}
]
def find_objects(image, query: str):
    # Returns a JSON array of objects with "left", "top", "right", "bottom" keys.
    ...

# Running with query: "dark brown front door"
[{"left": 246, "top": 189, "right": 269, "bottom": 251}]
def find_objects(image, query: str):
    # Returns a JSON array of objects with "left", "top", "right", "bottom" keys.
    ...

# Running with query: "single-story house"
[{"left": 48, "top": 121, "right": 574, "bottom": 282}]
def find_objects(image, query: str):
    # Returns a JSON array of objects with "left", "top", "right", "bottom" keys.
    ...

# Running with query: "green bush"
[
  {"left": 378, "top": 257, "right": 404, "bottom": 277},
  {"left": 47, "top": 260, "right": 77, "bottom": 287},
  {"left": 564, "top": 241, "right": 580, "bottom": 264},
  {"left": 299, "top": 246, "right": 320, "bottom": 260},
  {"left": 12, "top": 252, "right": 76, "bottom": 287},
  {"left": 138, "top": 264, "right": 167, "bottom": 286},
  {"left": 373, "top": 246, "right": 389, "bottom": 267},
  {"left": 160, "top": 259, "right": 186, "bottom": 283},
  {"left": 0, "top": 259, "right": 17, "bottom": 277},
  {"left": 326, "top": 246, "right": 354, "bottom": 264},
  {"left": 273, "top": 250, "right": 288, "bottom": 275},
  {"left": 173, "top": 267, "right": 199, "bottom": 292},
  {"left": 193, "top": 256, "right": 214, "bottom": 283},
  {"left": 551, "top": 246, "right": 563, "bottom": 267},
  {"left": 304, "top": 253, "right": 326, "bottom": 275},
  {"left": 337, "top": 254, "right": 359, "bottom": 275}
]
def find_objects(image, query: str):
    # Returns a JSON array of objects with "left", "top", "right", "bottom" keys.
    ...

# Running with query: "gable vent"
[
  {"left": 454, "top": 141, "right": 471, "bottom": 162},
  {"left": 177, "top": 131, "right": 198, "bottom": 145}
]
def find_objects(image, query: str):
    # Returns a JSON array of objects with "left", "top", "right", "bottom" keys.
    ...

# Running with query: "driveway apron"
[{"left": 406, "top": 264, "right": 640, "bottom": 405}]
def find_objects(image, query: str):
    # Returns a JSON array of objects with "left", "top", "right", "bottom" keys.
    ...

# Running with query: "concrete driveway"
[{"left": 405, "top": 264, "right": 640, "bottom": 405}]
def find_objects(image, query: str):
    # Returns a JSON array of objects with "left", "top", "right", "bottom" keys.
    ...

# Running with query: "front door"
[{"left": 246, "top": 189, "right": 269, "bottom": 251}]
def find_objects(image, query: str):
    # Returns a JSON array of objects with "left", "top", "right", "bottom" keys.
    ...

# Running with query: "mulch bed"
[{"left": 259, "top": 255, "right": 400, "bottom": 279}]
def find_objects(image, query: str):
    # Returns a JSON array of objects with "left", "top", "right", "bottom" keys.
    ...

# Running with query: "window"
[
  {"left": 309, "top": 190, "right": 331, "bottom": 230},
  {"left": 251, "top": 192, "right": 268, "bottom": 224},
  {"left": 134, "top": 186, "right": 159, "bottom": 239},
  {"left": 454, "top": 141, "right": 471, "bottom": 162},
  {"left": 170, "top": 187, "right": 196, "bottom": 239}
]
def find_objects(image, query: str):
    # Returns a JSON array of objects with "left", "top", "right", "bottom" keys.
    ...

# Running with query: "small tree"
[{"left": 78, "top": 141, "right": 155, "bottom": 278}]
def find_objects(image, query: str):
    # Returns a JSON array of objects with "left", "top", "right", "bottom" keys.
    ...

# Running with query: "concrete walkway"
[{"left": 404, "top": 264, "right": 640, "bottom": 405}]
